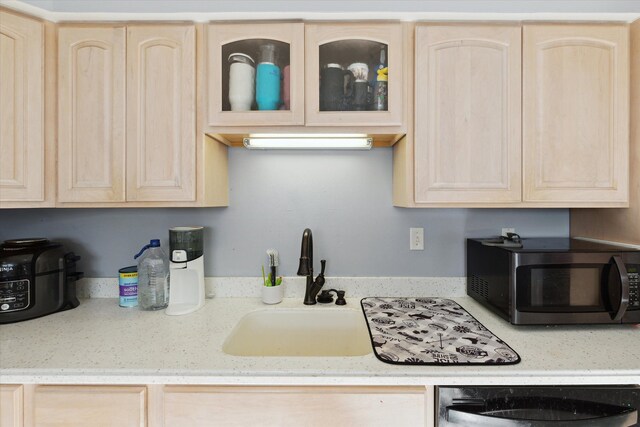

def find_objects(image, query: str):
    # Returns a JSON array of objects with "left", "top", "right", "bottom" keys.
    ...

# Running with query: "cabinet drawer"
[
  {"left": 31, "top": 385, "right": 146, "bottom": 427},
  {"left": 0, "top": 385, "right": 23, "bottom": 427},
  {"left": 163, "top": 385, "right": 427, "bottom": 427}
]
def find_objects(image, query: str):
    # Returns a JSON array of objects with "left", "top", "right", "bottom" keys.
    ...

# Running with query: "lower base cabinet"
[
  {"left": 0, "top": 385, "right": 23, "bottom": 427},
  {"left": 162, "top": 386, "right": 428, "bottom": 427},
  {"left": 31, "top": 386, "right": 146, "bottom": 427},
  {"left": 0, "top": 384, "right": 431, "bottom": 427}
]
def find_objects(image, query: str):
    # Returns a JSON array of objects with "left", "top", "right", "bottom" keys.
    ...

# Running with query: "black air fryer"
[{"left": 0, "top": 238, "right": 82, "bottom": 324}]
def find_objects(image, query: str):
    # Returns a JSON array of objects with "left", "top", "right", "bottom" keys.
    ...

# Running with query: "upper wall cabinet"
[
  {"left": 305, "top": 23, "right": 404, "bottom": 127},
  {"left": 58, "top": 26, "right": 126, "bottom": 203},
  {"left": 0, "top": 10, "right": 47, "bottom": 205},
  {"left": 206, "top": 23, "right": 304, "bottom": 126},
  {"left": 56, "top": 24, "right": 228, "bottom": 207},
  {"left": 413, "top": 24, "right": 522, "bottom": 204},
  {"left": 126, "top": 25, "right": 196, "bottom": 202},
  {"left": 395, "top": 23, "right": 629, "bottom": 208},
  {"left": 204, "top": 22, "right": 406, "bottom": 143},
  {"left": 523, "top": 24, "right": 629, "bottom": 205}
]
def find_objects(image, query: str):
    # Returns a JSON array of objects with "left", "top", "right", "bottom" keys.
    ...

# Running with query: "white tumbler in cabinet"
[
  {"left": 228, "top": 53, "right": 255, "bottom": 111},
  {"left": 166, "top": 226, "right": 205, "bottom": 316}
]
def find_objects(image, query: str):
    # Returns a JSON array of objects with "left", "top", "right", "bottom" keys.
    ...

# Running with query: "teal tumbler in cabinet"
[{"left": 256, "top": 44, "right": 281, "bottom": 110}]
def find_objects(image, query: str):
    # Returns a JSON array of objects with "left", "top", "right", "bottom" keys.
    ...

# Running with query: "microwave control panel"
[
  {"left": 629, "top": 266, "right": 639, "bottom": 309},
  {"left": 0, "top": 279, "right": 30, "bottom": 313}
]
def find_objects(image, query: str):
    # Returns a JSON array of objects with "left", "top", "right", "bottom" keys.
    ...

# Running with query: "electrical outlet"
[
  {"left": 502, "top": 227, "right": 516, "bottom": 237},
  {"left": 410, "top": 228, "right": 424, "bottom": 250}
]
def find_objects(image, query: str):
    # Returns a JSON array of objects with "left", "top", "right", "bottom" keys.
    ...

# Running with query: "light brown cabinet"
[
  {"left": 56, "top": 24, "right": 227, "bottom": 207},
  {"left": 1, "top": 384, "right": 431, "bottom": 427},
  {"left": 0, "top": 385, "right": 23, "bottom": 427},
  {"left": 205, "top": 22, "right": 407, "bottom": 146},
  {"left": 395, "top": 23, "right": 630, "bottom": 207},
  {"left": 305, "top": 22, "right": 404, "bottom": 127},
  {"left": 206, "top": 22, "right": 305, "bottom": 127},
  {"left": 57, "top": 25, "right": 126, "bottom": 203},
  {"left": 126, "top": 25, "right": 196, "bottom": 202},
  {"left": 523, "top": 24, "right": 629, "bottom": 206},
  {"left": 29, "top": 385, "right": 146, "bottom": 427},
  {"left": 570, "top": 20, "right": 640, "bottom": 245},
  {"left": 0, "top": 10, "right": 55, "bottom": 207},
  {"left": 413, "top": 24, "right": 522, "bottom": 204},
  {"left": 161, "top": 385, "right": 428, "bottom": 427}
]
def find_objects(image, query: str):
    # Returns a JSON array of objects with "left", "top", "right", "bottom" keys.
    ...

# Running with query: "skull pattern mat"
[{"left": 361, "top": 297, "right": 520, "bottom": 365}]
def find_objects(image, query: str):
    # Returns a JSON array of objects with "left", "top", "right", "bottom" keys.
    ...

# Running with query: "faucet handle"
[
  {"left": 315, "top": 259, "right": 326, "bottom": 288},
  {"left": 316, "top": 289, "right": 346, "bottom": 305},
  {"left": 317, "top": 290, "right": 334, "bottom": 304}
]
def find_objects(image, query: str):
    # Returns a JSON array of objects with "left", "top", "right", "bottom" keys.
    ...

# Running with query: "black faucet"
[{"left": 296, "top": 228, "right": 326, "bottom": 305}]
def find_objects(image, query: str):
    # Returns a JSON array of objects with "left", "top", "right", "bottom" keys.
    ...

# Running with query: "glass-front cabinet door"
[
  {"left": 305, "top": 23, "right": 404, "bottom": 127},
  {"left": 207, "top": 22, "right": 304, "bottom": 126}
]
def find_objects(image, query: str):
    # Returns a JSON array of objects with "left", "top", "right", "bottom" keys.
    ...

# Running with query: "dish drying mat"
[{"left": 361, "top": 297, "right": 520, "bottom": 365}]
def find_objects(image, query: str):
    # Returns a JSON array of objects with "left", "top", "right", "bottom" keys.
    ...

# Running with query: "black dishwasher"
[{"left": 438, "top": 386, "right": 639, "bottom": 426}]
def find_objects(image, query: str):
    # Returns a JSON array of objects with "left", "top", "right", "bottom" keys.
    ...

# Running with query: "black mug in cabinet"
[
  {"left": 320, "top": 64, "right": 354, "bottom": 111},
  {"left": 351, "top": 81, "right": 371, "bottom": 111}
]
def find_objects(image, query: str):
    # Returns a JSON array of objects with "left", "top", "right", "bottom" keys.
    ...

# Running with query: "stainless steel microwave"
[{"left": 466, "top": 238, "right": 640, "bottom": 325}]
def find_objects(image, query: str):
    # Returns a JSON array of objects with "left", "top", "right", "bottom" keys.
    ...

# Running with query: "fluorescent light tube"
[{"left": 243, "top": 134, "right": 373, "bottom": 150}]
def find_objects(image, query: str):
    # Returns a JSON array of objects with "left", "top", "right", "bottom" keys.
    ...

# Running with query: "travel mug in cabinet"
[
  {"left": 256, "top": 44, "right": 281, "bottom": 110},
  {"left": 320, "top": 64, "right": 354, "bottom": 111},
  {"left": 228, "top": 53, "right": 255, "bottom": 111},
  {"left": 348, "top": 63, "right": 370, "bottom": 111},
  {"left": 282, "top": 65, "right": 291, "bottom": 110}
]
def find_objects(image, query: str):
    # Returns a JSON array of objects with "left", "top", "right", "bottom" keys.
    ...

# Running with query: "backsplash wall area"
[{"left": 0, "top": 149, "right": 568, "bottom": 277}]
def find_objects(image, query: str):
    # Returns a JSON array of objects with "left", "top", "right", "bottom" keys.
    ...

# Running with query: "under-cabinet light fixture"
[{"left": 243, "top": 133, "right": 373, "bottom": 150}]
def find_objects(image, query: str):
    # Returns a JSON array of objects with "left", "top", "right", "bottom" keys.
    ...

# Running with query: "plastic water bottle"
[{"left": 134, "top": 239, "right": 169, "bottom": 311}]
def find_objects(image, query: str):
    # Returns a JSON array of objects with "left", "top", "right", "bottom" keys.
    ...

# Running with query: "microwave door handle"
[
  {"left": 446, "top": 405, "right": 638, "bottom": 427},
  {"left": 610, "top": 256, "right": 630, "bottom": 322}
]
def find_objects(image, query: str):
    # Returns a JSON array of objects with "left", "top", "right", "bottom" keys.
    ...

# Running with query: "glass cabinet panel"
[
  {"left": 207, "top": 23, "right": 304, "bottom": 126},
  {"left": 221, "top": 39, "right": 290, "bottom": 112},
  {"left": 317, "top": 39, "right": 388, "bottom": 112},
  {"left": 305, "top": 23, "right": 404, "bottom": 127}
]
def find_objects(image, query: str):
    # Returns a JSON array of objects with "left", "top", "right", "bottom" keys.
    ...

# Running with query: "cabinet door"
[
  {"left": 0, "top": 385, "right": 23, "bottom": 427},
  {"left": 162, "top": 386, "right": 427, "bottom": 427},
  {"left": 207, "top": 23, "right": 304, "bottom": 126},
  {"left": 523, "top": 24, "right": 629, "bottom": 205},
  {"left": 126, "top": 25, "right": 196, "bottom": 202},
  {"left": 29, "top": 385, "right": 146, "bottom": 427},
  {"left": 305, "top": 23, "right": 404, "bottom": 127},
  {"left": 58, "top": 26, "right": 126, "bottom": 203},
  {"left": 414, "top": 25, "right": 522, "bottom": 204},
  {"left": 0, "top": 11, "right": 44, "bottom": 203}
]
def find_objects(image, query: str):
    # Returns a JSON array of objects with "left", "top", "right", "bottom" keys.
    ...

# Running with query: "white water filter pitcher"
[{"left": 166, "top": 226, "right": 205, "bottom": 316}]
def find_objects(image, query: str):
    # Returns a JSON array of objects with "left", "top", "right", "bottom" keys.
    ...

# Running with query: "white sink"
[{"left": 222, "top": 308, "right": 373, "bottom": 357}]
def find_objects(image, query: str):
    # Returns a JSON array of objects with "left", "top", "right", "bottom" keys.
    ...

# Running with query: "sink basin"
[{"left": 222, "top": 308, "right": 373, "bottom": 357}]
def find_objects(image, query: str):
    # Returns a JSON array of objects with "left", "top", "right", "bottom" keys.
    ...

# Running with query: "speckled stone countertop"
[{"left": 1, "top": 297, "right": 638, "bottom": 386}]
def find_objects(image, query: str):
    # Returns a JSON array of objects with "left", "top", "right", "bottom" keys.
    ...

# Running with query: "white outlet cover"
[
  {"left": 410, "top": 227, "right": 424, "bottom": 250},
  {"left": 502, "top": 227, "right": 516, "bottom": 237}
]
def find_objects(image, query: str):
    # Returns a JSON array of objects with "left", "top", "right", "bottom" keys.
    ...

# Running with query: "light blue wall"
[{"left": 0, "top": 149, "right": 569, "bottom": 277}]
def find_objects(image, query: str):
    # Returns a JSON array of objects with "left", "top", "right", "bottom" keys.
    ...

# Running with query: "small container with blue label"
[{"left": 118, "top": 266, "right": 138, "bottom": 308}]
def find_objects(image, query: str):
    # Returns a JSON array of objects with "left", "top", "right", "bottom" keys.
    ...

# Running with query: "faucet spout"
[
  {"left": 296, "top": 229, "right": 326, "bottom": 305},
  {"left": 297, "top": 228, "right": 313, "bottom": 276}
]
